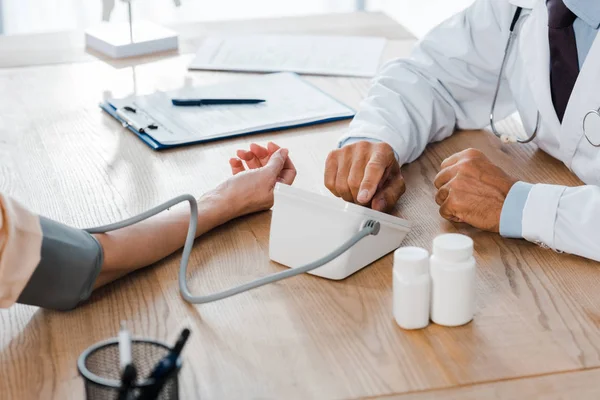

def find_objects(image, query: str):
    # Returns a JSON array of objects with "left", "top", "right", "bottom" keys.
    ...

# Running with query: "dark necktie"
[{"left": 547, "top": 0, "right": 579, "bottom": 122}]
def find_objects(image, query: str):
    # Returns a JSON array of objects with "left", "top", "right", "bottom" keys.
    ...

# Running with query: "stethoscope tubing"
[
  {"left": 490, "top": 7, "right": 540, "bottom": 144},
  {"left": 491, "top": 6, "right": 600, "bottom": 147}
]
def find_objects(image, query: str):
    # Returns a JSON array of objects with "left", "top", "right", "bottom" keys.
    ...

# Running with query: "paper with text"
[
  {"left": 189, "top": 34, "right": 386, "bottom": 77},
  {"left": 109, "top": 72, "right": 354, "bottom": 145}
]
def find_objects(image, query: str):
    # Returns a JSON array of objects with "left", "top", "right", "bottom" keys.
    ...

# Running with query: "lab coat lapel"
[
  {"left": 561, "top": 29, "right": 600, "bottom": 163},
  {"left": 519, "top": 0, "right": 562, "bottom": 135}
]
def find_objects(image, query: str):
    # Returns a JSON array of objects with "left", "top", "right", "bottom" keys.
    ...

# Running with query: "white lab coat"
[{"left": 339, "top": 0, "right": 600, "bottom": 261}]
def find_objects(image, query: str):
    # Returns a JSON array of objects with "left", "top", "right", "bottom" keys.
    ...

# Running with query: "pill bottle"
[
  {"left": 430, "top": 234, "right": 476, "bottom": 327},
  {"left": 393, "top": 247, "right": 431, "bottom": 330}
]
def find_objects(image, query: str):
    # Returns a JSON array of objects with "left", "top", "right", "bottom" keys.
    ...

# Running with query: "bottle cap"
[
  {"left": 393, "top": 247, "right": 429, "bottom": 277},
  {"left": 432, "top": 234, "right": 473, "bottom": 263}
]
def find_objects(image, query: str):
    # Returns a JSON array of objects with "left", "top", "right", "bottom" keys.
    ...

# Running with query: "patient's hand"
[
  {"left": 233, "top": 142, "right": 296, "bottom": 182},
  {"left": 221, "top": 142, "right": 297, "bottom": 216}
]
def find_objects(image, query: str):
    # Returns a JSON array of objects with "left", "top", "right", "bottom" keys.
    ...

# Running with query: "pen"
[
  {"left": 138, "top": 328, "right": 191, "bottom": 400},
  {"left": 118, "top": 321, "right": 132, "bottom": 371},
  {"left": 116, "top": 109, "right": 146, "bottom": 133},
  {"left": 171, "top": 98, "right": 266, "bottom": 106},
  {"left": 117, "top": 364, "right": 137, "bottom": 400}
]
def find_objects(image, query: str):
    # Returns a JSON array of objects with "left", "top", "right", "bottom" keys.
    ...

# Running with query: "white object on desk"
[
  {"left": 393, "top": 247, "right": 431, "bottom": 330},
  {"left": 430, "top": 234, "right": 476, "bottom": 327},
  {"left": 269, "top": 184, "right": 411, "bottom": 280},
  {"left": 107, "top": 72, "right": 354, "bottom": 146},
  {"left": 118, "top": 321, "right": 132, "bottom": 370},
  {"left": 189, "top": 34, "right": 386, "bottom": 77},
  {"left": 85, "top": 21, "right": 178, "bottom": 58}
]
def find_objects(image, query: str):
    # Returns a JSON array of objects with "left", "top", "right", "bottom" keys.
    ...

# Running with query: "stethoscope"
[{"left": 490, "top": 7, "right": 600, "bottom": 147}]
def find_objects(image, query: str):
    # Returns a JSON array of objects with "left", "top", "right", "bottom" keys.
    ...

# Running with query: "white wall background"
[
  {"left": 0, "top": 0, "right": 474, "bottom": 37},
  {"left": 371, "top": 0, "right": 475, "bottom": 37}
]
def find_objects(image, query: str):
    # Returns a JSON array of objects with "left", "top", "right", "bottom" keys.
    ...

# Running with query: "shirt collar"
[{"left": 564, "top": 0, "right": 600, "bottom": 29}]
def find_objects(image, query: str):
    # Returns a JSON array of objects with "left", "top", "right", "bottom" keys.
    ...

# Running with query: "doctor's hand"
[
  {"left": 223, "top": 142, "right": 297, "bottom": 217},
  {"left": 324, "top": 141, "right": 405, "bottom": 212},
  {"left": 434, "top": 148, "right": 517, "bottom": 233}
]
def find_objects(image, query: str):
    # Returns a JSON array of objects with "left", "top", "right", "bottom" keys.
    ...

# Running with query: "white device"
[
  {"left": 86, "top": 185, "right": 410, "bottom": 305},
  {"left": 87, "top": 1, "right": 178, "bottom": 59},
  {"left": 269, "top": 183, "right": 412, "bottom": 280},
  {"left": 85, "top": 21, "right": 178, "bottom": 59}
]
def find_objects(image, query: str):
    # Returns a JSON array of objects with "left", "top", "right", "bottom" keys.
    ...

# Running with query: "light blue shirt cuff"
[
  {"left": 499, "top": 181, "right": 534, "bottom": 239},
  {"left": 339, "top": 137, "right": 399, "bottom": 161}
]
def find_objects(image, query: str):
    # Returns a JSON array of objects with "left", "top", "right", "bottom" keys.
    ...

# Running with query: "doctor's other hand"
[
  {"left": 434, "top": 148, "right": 517, "bottom": 233},
  {"left": 224, "top": 143, "right": 297, "bottom": 216},
  {"left": 324, "top": 141, "right": 405, "bottom": 212}
]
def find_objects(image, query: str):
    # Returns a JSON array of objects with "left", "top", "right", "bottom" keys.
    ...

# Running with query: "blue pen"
[
  {"left": 138, "top": 328, "right": 191, "bottom": 400},
  {"left": 171, "top": 98, "right": 266, "bottom": 106}
]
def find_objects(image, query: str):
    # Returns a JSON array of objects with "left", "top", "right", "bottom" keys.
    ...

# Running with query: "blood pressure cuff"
[{"left": 17, "top": 217, "right": 103, "bottom": 311}]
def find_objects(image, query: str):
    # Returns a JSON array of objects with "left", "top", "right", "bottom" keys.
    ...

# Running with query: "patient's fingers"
[
  {"left": 250, "top": 143, "right": 270, "bottom": 163},
  {"left": 279, "top": 153, "right": 297, "bottom": 185},
  {"left": 267, "top": 142, "right": 280, "bottom": 154},
  {"left": 229, "top": 158, "right": 246, "bottom": 175},
  {"left": 266, "top": 142, "right": 295, "bottom": 175},
  {"left": 237, "top": 142, "right": 292, "bottom": 172},
  {"left": 236, "top": 149, "right": 262, "bottom": 169}
]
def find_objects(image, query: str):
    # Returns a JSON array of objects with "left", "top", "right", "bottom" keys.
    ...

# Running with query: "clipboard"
[{"left": 100, "top": 72, "right": 356, "bottom": 150}]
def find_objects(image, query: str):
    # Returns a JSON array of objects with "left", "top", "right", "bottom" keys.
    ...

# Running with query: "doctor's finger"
[
  {"left": 440, "top": 148, "right": 484, "bottom": 169},
  {"left": 434, "top": 164, "right": 461, "bottom": 189},
  {"left": 439, "top": 197, "right": 462, "bottom": 223},
  {"left": 229, "top": 158, "right": 246, "bottom": 175},
  {"left": 358, "top": 151, "right": 394, "bottom": 204},
  {"left": 347, "top": 154, "right": 369, "bottom": 202},
  {"left": 324, "top": 153, "right": 340, "bottom": 196},
  {"left": 335, "top": 158, "right": 355, "bottom": 202},
  {"left": 371, "top": 172, "right": 406, "bottom": 212},
  {"left": 435, "top": 179, "right": 456, "bottom": 206},
  {"left": 440, "top": 153, "right": 463, "bottom": 170},
  {"left": 377, "top": 166, "right": 392, "bottom": 192},
  {"left": 435, "top": 184, "right": 450, "bottom": 206}
]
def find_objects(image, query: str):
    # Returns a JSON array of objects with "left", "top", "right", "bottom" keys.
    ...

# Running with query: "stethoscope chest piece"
[{"left": 582, "top": 109, "right": 600, "bottom": 147}]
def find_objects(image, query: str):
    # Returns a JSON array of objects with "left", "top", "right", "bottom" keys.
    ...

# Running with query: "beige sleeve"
[{"left": 0, "top": 194, "right": 42, "bottom": 308}]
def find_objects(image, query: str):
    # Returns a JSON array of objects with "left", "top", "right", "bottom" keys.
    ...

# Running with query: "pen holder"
[{"left": 78, "top": 338, "right": 181, "bottom": 400}]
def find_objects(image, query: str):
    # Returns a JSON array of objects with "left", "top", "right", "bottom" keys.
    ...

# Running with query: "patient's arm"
[
  {"left": 93, "top": 146, "right": 295, "bottom": 288},
  {"left": 3, "top": 144, "right": 294, "bottom": 310}
]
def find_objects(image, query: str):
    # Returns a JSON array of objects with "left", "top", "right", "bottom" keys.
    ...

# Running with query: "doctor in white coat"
[{"left": 324, "top": 0, "right": 600, "bottom": 261}]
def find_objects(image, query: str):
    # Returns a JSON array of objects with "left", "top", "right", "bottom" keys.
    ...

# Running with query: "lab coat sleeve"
[
  {"left": 338, "top": 0, "right": 518, "bottom": 166},
  {"left": 522, "top": 184, "right": 600, "bottom": 262}
]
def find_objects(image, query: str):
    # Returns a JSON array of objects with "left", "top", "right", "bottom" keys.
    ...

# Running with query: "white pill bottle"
[
  {"left": 430, "top": 234, "right": 476, "bottom": 327},
  {"left": 393, "top": 247, "right": 431, "bottom": 330}
]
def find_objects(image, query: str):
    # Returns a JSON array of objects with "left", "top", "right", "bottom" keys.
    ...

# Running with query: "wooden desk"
[{"left": 2, "top": 12, "right": 600, "bottom": 400}]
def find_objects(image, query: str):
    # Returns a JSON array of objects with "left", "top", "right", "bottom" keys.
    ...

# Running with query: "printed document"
[{"left": 189, "top": 34, "right": 386, "bottom": 77}]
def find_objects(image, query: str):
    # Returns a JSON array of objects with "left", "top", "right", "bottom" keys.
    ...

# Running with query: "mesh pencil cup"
[{"left": 78, "top": 338, "right": 182, "bottom": 400}]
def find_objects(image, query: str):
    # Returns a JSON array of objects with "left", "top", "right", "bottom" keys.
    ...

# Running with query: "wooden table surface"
[{"left": 2, "top": 11, "right": 600, "bottom": 400}]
